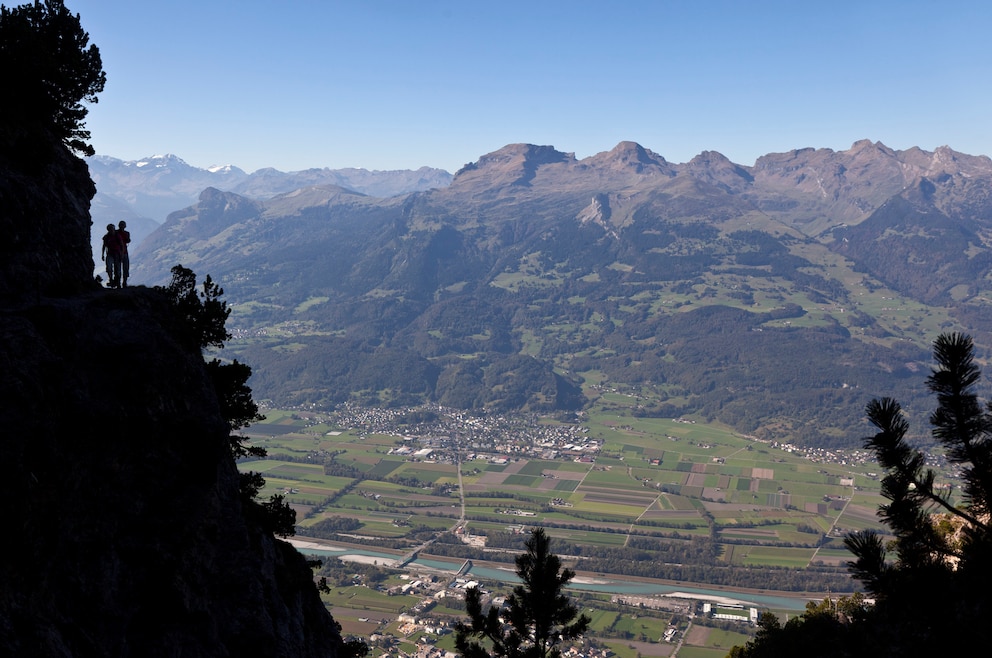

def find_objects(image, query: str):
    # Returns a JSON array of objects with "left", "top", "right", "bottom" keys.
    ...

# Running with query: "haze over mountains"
[
  {"left": 86, "top": 154, "right": 454, "bottom": 256},
  {"left": 114, "top": 140, "right": 992, "bottom": 448}
]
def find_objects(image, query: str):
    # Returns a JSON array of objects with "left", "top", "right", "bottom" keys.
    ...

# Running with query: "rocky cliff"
[{"left": 0, "top": 142, "right": 343, "bottom": 655}]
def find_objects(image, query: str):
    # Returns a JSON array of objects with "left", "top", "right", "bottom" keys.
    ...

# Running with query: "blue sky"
[{"left": 67, "top": 0, "right": 992, "bottom": 174}]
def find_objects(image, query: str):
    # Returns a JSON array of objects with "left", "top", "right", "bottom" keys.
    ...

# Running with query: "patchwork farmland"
[{"left": 240, "top": 405, "right": 910, "bottom": 575}]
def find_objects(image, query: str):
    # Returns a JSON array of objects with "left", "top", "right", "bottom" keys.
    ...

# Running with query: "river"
[{"left": 288, "top": 538, "right": 821, "bottom": 612}]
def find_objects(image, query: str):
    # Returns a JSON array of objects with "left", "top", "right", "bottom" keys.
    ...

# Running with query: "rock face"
[
  {"left": 0, "top": 146, "right": 343, "bottom": 654},
  {"left": 0, "top": 146, "right": 95, "bottom": 297}
]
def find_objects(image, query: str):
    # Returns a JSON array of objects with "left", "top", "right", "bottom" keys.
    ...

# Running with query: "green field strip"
[
  {"left": 503, "top": 474, "right": 541, "bottom": 487},
  {"left": 367, "top": 459, "right": 404, "bottom": 477},
  {"left": 733, "top": 545, "right": 818, "bottom": 568}
]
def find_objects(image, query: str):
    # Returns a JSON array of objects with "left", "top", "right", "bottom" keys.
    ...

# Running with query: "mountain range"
[
  {"left": 123, "top": 140, "right": 992, "bottom": 448},
  {"left": 86, "top": 154, "right": 453, "bottom": 259}
]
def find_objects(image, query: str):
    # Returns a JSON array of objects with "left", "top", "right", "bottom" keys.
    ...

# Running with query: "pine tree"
[
  {"left": 456, "top": 528, "right": 590, "bottom": 658},
  {"left": 0, "top": 0, "right": 105, "bottom": 157},
  {"left": 845, "top": 332, "right": 992, "bottom": 597},
  {"left": 730, "top": 332, "right": 992, "bottom": 656}
]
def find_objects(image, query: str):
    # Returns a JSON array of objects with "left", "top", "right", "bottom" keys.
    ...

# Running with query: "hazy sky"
[{"left": 67, "top": 0, "right": 992, "bottom": 174}]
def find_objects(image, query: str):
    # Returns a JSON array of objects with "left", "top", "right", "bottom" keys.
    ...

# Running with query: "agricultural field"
[
  {"left": 237, "top": 403, "right": 913, "bottom": 582},
  {"left": 679, "top": 625, "right": 754, "bottom": 658}
]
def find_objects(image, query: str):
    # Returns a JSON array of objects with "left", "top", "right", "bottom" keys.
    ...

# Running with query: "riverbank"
[{"left": 285, "top": 536, "right": 832, "bottom": 611}]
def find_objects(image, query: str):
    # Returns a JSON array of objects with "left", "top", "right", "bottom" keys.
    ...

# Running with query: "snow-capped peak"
[{"left": 134, "top": 154, "right": 188, "bottom": 168}]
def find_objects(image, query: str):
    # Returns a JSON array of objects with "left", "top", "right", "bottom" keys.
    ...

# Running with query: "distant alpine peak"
[
  {"left": 478, "top": 143, "right": 574, "bottom": 165},
  {"left": 453, "top": 143, "right": 575, "bottom": 181},
  {"left": 207, "top": 163, "right": 246, "bottom": 175},
  {"left": 607, "top": 140, "right": 662, "bottom": 160},
  {"left": 686, "top": 150, "right": 733, "bottom": 165},
  {"left": 585, "top": 141, "right": 674, "bottom": 175},
  {"left": 133, "top": 154, "right": 190, "bottom": 168},
  {"left": 146, "top": 153, "right": 183, "bottom": 162},
  {"left": 849, "top": 138, "right": 891, "bottom": 152}
]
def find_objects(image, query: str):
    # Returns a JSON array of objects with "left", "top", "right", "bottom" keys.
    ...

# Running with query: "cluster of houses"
[
  {"left": 326, "top": 402, "right": 598, "bottom": 462},
  {"left": 770, "top": 440, "right": 923, "bottom": 472}
]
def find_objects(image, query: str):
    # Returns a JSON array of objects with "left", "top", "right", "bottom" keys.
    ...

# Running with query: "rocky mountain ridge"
[{"left": 445, "top": 139, "right": 992, "bottom": 221}]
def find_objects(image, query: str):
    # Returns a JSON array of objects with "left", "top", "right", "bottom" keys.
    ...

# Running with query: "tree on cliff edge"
[
  {"left": 456, "top": 528, "right": 590, "bottom": 658},
  {"left": 0, "top": 0, "right": 105, "bottom": 157},
  {"left": 159, "top": 265, "right": 304, "bottom": 538}
]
